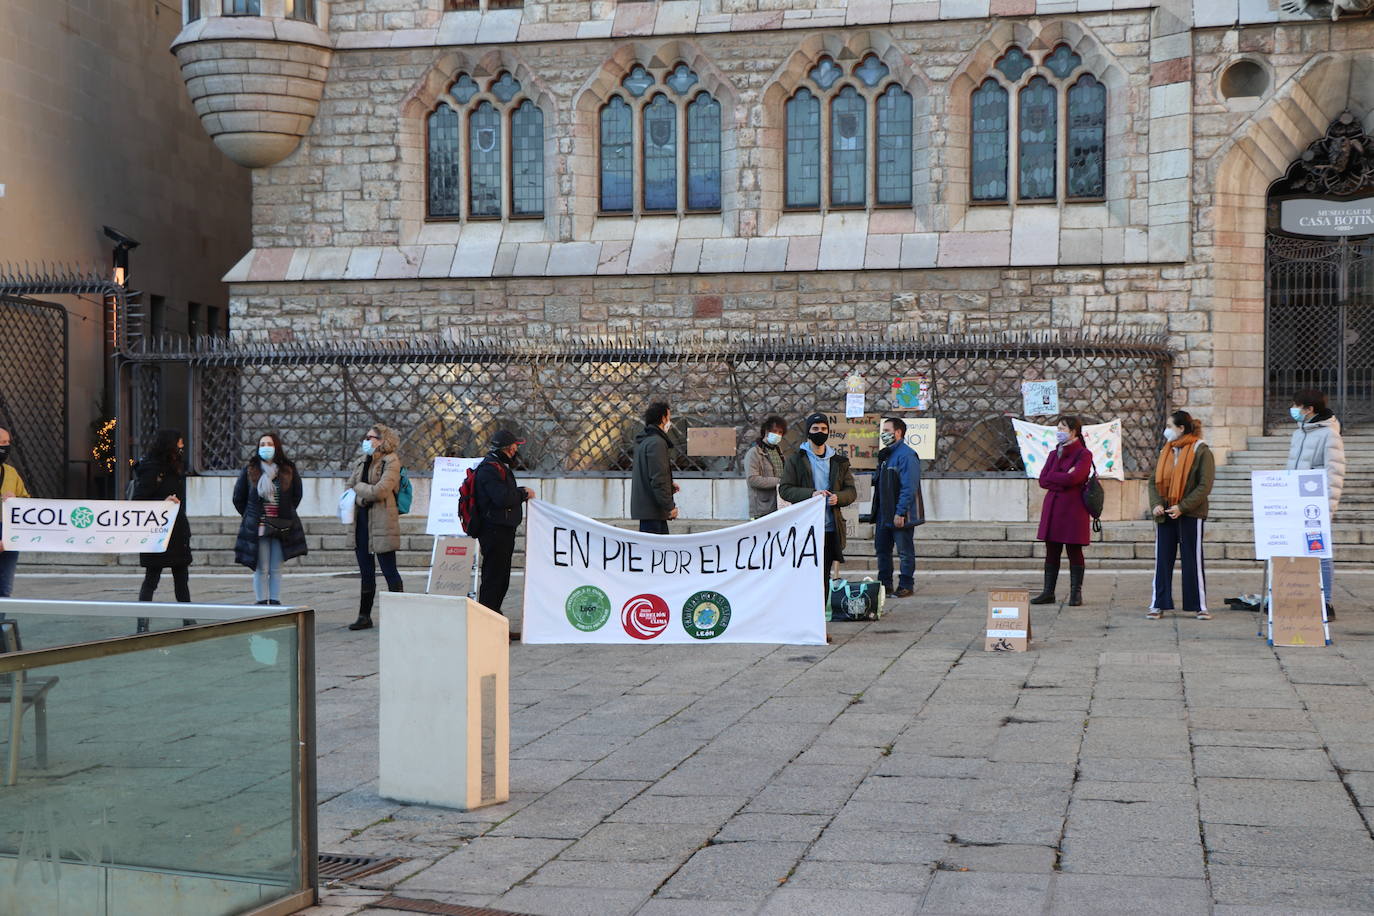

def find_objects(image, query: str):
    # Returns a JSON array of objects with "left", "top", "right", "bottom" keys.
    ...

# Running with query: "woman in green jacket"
[{"left": 1146, "top": 410, "right": 1216, "bottom": 620}]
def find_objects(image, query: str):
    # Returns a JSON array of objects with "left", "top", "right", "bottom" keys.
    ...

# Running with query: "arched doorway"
[{"left": 1266, "top": 111, "right": 1374, "bottom": 431}]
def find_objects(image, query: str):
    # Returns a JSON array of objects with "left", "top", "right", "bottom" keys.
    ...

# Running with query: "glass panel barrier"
[{"left": 0, "top": 601, "right": 315, "bottom": 916}]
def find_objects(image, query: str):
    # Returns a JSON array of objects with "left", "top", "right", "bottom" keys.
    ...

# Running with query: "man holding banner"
[{"left": 779, "top": 413, "right": 856, "bottom": 589}]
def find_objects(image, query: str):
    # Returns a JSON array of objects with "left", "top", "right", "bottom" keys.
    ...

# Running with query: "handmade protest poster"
[
  {"left": 1268, "top": 556, "right": 1329, "bottom": 647},
  {"left": 427, "top": 536, "right": 478, "bottom": 597},
  {"left": 891, "top": 376, "right": 931, "bottom": 411},
  {"left": 905, "top": 418, "right": 937, "bottom": 460},
  {"left": 832, "top": 414, "right": 881, "bottom": 469},
  {"left": 985, "top": 589, "right": 1031, "bottom": 651},
  {"left": 1012, "top": 419, "right": 1124, "bottom": 481},
  {"left": 523, "top": 496, "right": 827, "bottom": 645},
  {"left": 845, "top": 374, "right": 866, "bottom": 419},
  {"left": 687, "top": 427, "right": 737, "bottom": 457},
  {"left": 1021, "top": 380, "right": 1059, "bottom": 417}
]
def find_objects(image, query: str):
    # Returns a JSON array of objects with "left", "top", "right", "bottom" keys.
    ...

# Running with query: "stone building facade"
[{"left": 175, "top": 0, "right": 1374, "bottom": 469}]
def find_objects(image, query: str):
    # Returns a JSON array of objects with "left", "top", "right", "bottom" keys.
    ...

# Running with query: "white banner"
[
  {"left": 523, "top": 497, "right": 827, "bottom": 645},
  {"left": 1251, "top": 469, "right": 1333, "bottom": 560},
  {"left": 1011, "top": 418, "right": 1126, "bottom": 481},
  {"left": 3, "top": 498, "right": 179, "bottom": 553},
  {"left": 425, "top": 457, "right": 483, "bottom": 536}
]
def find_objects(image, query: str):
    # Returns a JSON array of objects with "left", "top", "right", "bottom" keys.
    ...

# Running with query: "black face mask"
[
  {"left": 808, "top": 431, "right": 829, "bottom": 447},
  {"left": 0, "top": 445, "right": 9, "bottom": 464}
]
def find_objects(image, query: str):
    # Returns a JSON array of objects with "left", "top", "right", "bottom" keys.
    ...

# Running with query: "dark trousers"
[
  {"left": 823, "top": 529, "right": 840, "bottom": 586},
  {"left": 1045, "top": 541, "right": 1085, "bottom": 569},
  {"left": 355, "top": 518, "right": 402, "bottom": 591},
  {"left": 638, "top": 519, "right": 669, "bottom": 535},
  {"left": 1151, "top": 517, "right": 1207, "bottom": 612},
  {"left": 478, "top": 525, "right": 517, "bottom": 614},
  {"left": 875, "top": 524, "right": 915, "bottom": 592},
  {"left": 140, "top": 565, "right": 190, "bottom": 603}
]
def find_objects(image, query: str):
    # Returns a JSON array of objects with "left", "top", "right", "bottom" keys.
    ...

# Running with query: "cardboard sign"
[
  {"left": 427, "top": 536, "right": 478, "bottom": 598},
  {"left": 831, "top": 414, "right": 880, "bottom": 469},
  {"left": 839, "top": 473, "right": 874, "bottom": 536},
  {"left": 845, "top": 375, "right": 866, "bottom": 419},
  {"left": 1268, "top": 557, "right": 1329, "bottom": 647},
  {"left": 687, "top": 427, "right": 737, "bottom": 457},
  {"left": 905, "top": 418, "right": 936, "bottom": 461},
  {"left": 985, "top": 589, "right": 1031, "bottom": 652}
]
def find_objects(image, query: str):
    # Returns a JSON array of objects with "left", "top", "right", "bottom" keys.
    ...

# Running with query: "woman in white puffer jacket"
[{"left": 1286, "top": 388, "right": 1346, "bottom": 616}]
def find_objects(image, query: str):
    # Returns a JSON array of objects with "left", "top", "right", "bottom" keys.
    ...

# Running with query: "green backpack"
[{"left": 397, "top": 467, "right": 413, "bottom": 515}]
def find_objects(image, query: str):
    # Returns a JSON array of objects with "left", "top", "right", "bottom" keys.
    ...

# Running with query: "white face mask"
[
  {"left": 1163, "top": 427, "right": 1180, "bottom": 443},
  {"left": 764, "top": 432, "right": 782, "bottom": 446}
]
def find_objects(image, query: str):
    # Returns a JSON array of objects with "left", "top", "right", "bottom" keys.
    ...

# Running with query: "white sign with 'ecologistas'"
[{"left": 3, "top": 498, "right": 180, "bottom": 553}]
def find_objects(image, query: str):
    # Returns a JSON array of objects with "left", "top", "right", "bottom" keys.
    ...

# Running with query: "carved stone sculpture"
[{"left": 1281, "top": 0, "right": 1374, "bottom": 20}]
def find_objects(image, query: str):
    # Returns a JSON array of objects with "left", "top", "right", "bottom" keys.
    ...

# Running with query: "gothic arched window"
[
  {"left": 425, "top": 71, "right": 545, "bottom": 220},
  {"left": 970, "top": 44, "right": 1106, "bottom": 203},
  {"left": 597, "top": 63, "right": 722, "bottom": 216},
  {"left": 784, "top": 54, "right": 914, "bottom": 211}
]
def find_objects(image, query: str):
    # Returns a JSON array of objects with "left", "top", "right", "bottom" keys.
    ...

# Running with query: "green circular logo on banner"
[
  {"left": 682, "top": 591, "right": 731, "bottom": 640},
  {"left": 565, "top": 585, "right": 612, "bottom": 632},
  {"left": 71, "top": 506, "right": 95, "bottom": 529}
]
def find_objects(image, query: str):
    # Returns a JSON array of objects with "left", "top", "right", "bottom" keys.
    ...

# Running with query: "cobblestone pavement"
[{"left": 17, "top": 565, "right": 1374, "bottom": 915}]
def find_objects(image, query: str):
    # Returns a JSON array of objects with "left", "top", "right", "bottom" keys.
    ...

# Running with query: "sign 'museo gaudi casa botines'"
[{"left": 1280, "top": 198, "right": 1374, "bottom": 236}]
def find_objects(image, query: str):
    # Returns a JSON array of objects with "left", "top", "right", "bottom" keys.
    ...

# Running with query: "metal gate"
[
  {"left": 1265, "top": 234, "right": 1374, "bottom": 431},
  {"left": 0, "top": 296, "right": 69, "bottom": 496}
]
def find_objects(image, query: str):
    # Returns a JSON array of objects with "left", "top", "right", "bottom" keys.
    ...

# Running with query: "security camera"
[{"left": 103, "top": 225, "right": 140, "bottom": 249}]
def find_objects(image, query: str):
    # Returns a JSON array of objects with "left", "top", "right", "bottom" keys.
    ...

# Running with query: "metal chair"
[{"left": 0, "top": 620, "right": 59, "bottom": 785}]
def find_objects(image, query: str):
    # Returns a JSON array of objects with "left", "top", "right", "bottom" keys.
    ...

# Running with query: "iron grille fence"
[
  {"left": 0, "top": 295, "right": 68, "bottom": 497},
  {"left": 125, "top": 332, "right": 1172, "bottom": 478}
]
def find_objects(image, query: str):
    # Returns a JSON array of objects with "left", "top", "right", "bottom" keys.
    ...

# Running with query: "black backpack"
[{"left": 457, "top": 458, "right": 505, "bottom": 537}]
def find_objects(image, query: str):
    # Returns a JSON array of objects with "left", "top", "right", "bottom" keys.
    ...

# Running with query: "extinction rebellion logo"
[
  {"left": 565, "top": 585, "right": 611, "bottom": 632},
  {"left": 620, "top": 593, "right": 671, "bottom": 640},
  {"left": 681, "top": 590, "right": 731, "bottom": 640}
]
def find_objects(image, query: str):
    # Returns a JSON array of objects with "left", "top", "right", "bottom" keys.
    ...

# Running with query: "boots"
[
  {"left": 1068, "top": 566, "right": 1085, "bottom": 607},
  {"left": 1030, "top": 560, "right": 1060, "bottom": 605},
  {"left": 349, "top": 585, "right": 377, "bottom": 630},
  {"left": 388, "top": 580, "right": 404, "bottom": 594}
]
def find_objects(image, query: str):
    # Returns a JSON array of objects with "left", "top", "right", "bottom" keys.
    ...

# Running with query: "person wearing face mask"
[
  {"left": 779, "top": 413, "right": 857, "bottom": 590},
  {"left": 345, "top": 424, "right": 405, "bottom": 630},
  {"left": 1030, "top": 416, "right": 1094, "bottom": 607},
  {"left": 133, "top": 428, "right": 196, "bottom": 631},
  {"left": 1146, "top": 411, "right": 1215, "bottom": 620},
  {"left": 232, "top": 432, "right": 307, "bottom": 605},
  {"left": 1286, "top": 389, "right": 1346, "bottom": 618},
  {"left": 872, "top": 416, "right": 922, "bottom": 599},
  {"left": 631, "top": 401, "right": 679, "bottom": 534},
  {"left": 744, "top": 416, "right": 789, "bottom": 519},
  {"left": 0, "top": 427, "right": 30, "bottom": 600},
  {"left": 474, "top": 430, "right": 537, "bottom": 615}
]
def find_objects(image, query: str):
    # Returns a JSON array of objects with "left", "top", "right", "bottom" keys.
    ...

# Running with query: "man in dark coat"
[
  {"left": 630, "top": 401, "right": 678, "bottom": 534},
  {"left": 475, "top": 430, "right": 535, "bottom": 614},
  {"left": 873, "top": 416, "right": 922, "bottom": 599},
  {"left": 779, "top": 412, "right": 857, "bottom": 590}
]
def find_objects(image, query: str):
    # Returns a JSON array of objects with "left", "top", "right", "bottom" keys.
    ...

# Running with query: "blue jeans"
[
  {"left": 875, "top": 525, "right": 915, "bottom": 592},
  {"left": 0, "top": 550, "right": 17, "bottom": 598},
  {"left": 254, "top": 537, "right": 284, "bottom": 603},
  {"left": 355, "top": 513, "right": 402, "bottom": 592}
]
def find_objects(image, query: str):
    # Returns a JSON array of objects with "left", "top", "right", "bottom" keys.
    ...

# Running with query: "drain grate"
[
  {"left": 317, "top": 853, "right": 409, "bottom": 882},
  {"left": 373, "top": 895, "right": 533, "bottom": 916}
]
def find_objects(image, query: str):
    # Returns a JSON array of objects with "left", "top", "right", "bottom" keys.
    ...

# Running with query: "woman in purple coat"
[{"left": 1031, "top": 416, "right": 1094, "bottom": 607}]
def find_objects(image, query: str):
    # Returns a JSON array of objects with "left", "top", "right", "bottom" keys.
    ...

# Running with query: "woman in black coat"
[
  {"left": 133, "top": 428, "right": 195, "bottom": 631},
  {"left": 232, "top": 431, "right": 307, "bottom": 605}
]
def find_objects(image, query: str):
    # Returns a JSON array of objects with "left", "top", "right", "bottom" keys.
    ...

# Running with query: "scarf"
[
  {"left": 257, "top": 461, "right": 280, "bottom": 502},
  {"left": 1154, "top": 433, "right": 1201, "bottom": 507}
]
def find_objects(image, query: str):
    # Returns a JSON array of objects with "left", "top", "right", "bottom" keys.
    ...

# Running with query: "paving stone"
[
  {"left": 611, "top": 793, "right": 748, "bottom": 826},
  {"left": 493, "top": 885, "right": 649, "bottom": 916},
  {"left": 937, "top": 842, "right": 1057, "bottom": 874},
  {"left": 918, "top": 871, "right": 1052, "bottom": 914},
  {"left": 656, "top": 842, "right": 806, "bottom": 900},
  {"left": 1325, "top": 742, "right": 1374, "bottom": 772},
  {"left": 829, "top": 799, "right": 964, "bottom": 834},
  {"left": 1058, "top": 835, "right": 1205, "bottom": 878},
  {"left": 1192, "top": 746, "right": 1338, "bottom": 781},
  {"left": 757, "top": 887, "right": 921, "bottom": 916},
  {"left": 396, "top": 837, "right": 571, "bottom": 895},
  {"left": 785, "top": 860, "right": 934, "bottom": 893},
  {"left": 1048, "top": 874, "right": 1211, "bottom": 915},
  {"left": 715, "top": 813, "right": 830, "bottom": 843},
  {"left": 1079, "top": 717, "right": 1190, "bottom": 759},
  {"left": 806, "top": 829, "right": 946, "bottom": 865},
  {"left": 1197, "top": 777, "right": 1367, "bottom": 830},
  {"left": 523, "top": 859, "right": 679, "bottom": 889},
  {"left": 1074, "top": 757, "right": 1195, "bottom": 784},
  {"left": 557, "top": 821, "right": 713, "bottom": 862},
  {"left": 1208, "top": 865, "right": 1374, "bottom": 910},
  {"left": 488, "top": 779, "right": 652, "bottom": 839},
  {"left": 1065, "top": 798, "right": 1202, "bottom": 840},
  {"left": 1188, "top": 707, "right": 1315, "bottom": 732},
  {"left": 1204, "top": 824, "right": 1374, "bottom": 872},
  {"left": 745, "top": 783, "right": 856, "bottom": 815},
  {"left": 851, "top": 775, "right": 976, "bottom": 804},
  {"left": 871, "top": 753, "right": 985, "bottom": 779},
  {"left": 1189, "top": 729, "right": 1323, "bottom": 749},
  {"left": 636, "top": 900, "right": 764, "bottom": 916}
]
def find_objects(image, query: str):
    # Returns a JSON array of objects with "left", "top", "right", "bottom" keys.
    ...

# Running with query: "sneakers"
[
  {"left": 1146, "top": 609, "right": 1163, "bottom": 620},
  {"left": 893, "top": 588, "right": 914, "bottom": 598},
  {"left": 1195, "top": 610, "right": 1212, "bottom": 620}
]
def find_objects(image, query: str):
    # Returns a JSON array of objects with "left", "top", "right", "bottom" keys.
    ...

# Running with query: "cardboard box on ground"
[
  {"left": 985, "top": 589, "right": 1031, "bottom": 652},
  {"left": 428, "top": 536, "right": 477, "bottom": 598}
]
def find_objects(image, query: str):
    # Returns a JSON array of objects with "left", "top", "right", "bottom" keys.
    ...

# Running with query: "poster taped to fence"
[
  {"left": 523, "top": 496, "right": 827, "bottom": 645},
  {"left": 1, "top": 498, "right": 179, "bottom": 553},
  {"left": 1021, "top": 380, "right": 1060, "bottom": 417},
  {"left": 1267, "top": 557, "right": 1329, "bottom": 647},
  {"left": 1012, "top": 419, "right": 1125, "bottom": 481},
  {"left": 891, "top": 376, "right": 931, "bottom": 412},
  {"left": 1250, "top": 469, "right": 1333, "bottom": 560},
  {"left": 831, "top": 414, "right": 881, "bottom": 469},
  {"left": 426, "top": 457, "right": 484, "bottom": 536},
  {"left": 905, "top": 419, "right": 937, "bottom": 461},
  {"left": 687, "top": 427, "right": 736, "bottom": 457}
]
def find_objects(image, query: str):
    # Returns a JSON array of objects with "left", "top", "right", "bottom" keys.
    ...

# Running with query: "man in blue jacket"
[{"left": 873, "top": 417, "right": 922, "bottom": 598}]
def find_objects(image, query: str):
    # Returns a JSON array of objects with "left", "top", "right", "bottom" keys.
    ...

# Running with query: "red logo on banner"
[{"left": 621, "top": 594, "right": 671, "bottom": 640}]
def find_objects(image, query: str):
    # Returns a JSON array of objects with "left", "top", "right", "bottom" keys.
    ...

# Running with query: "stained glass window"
[
  {"left": 687, "top": 93, "right": 722, "bottom": 211},
  {"left": 622, "top": 66, "right": 654, "bottom": 98},
  {"left": 786, "top": 88, "right": 821, "bottom": 208},
  {"left": 468, "top": 101, "right": 502, "bottom": 217},
  {"left": 451, "top": 74, "right": 479, "bottom": 104},
  {"left": 830, "top": 86, "right": 866, "bottom": 207},
  {"left": 971, "top": 79, "right": 1008, "bottom": 201},
  {"left": 810, "top": 58, "right": 842, "bottom": 90},
  {"left": 491, "top": 72, "right": 521, "bottom": 104},
  {"left": 667, "top": 64, "right": 699, "bottom": 96},
  {"left": 855, "top": 55, "right": 890, "bottom": 88},
  {"left": 427, "top": 104, "right": 461, "bottom": 218},
  {"left": 876, "top": 85, "right": 912, "bottom": 206},
  {"left": 1045, "top": 44, "right": 1082, "bottom": 80},
  {"left": 643, "top": 94, "right": 677, "bottom": 212},
  {"left": 995, "top": 47, "right": 1032, "bottom": 82},
  {"left": 600, "top": 97, "right": 633, "bottom": 212},
  {"left": 1066, "top": 74, "right": 1106, "bottom": 199},
  {"left": 1018, "top": 76, "right": 1056, "bottom": 200},
  {"left": 511, "top": 101, "right": 544, "bottom": 216}
]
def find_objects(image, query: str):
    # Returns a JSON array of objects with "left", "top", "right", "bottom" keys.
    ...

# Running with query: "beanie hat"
[{"left": 804, "top": 412, "right": 830, "bottom": 430}]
